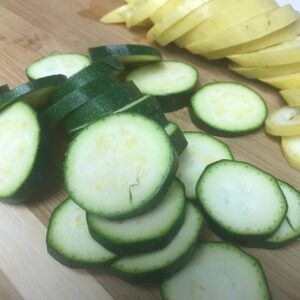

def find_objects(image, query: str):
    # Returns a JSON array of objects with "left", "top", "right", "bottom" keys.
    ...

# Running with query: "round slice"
[
  {"left": 0, "top": 84, "right": 9, "bottom": 94},
  {"left": 282, "top": 135, "right": 300, "bottom": 171},
  {"left": 164, "top": 123, "right": 188, "bottom": 156},
  {"left": 196, "top": 160, "right": 287, "bottom": 241},
  {"left": 89, "top": 44, "right": 162, "bottom": 64},
  {"left": 191, "top": 83, "right": 267, "bottom": 137},
  {"left": 264, "top": 181, "right": 300, "bottom": 248},
  {"left": 126, "top": 61, "right": 199, "bottom": 112},
  {"left": 161, "top": 242, "right": 271, "bottom": 300},
  {"left": 46, "top": 198, "right": 116, "bottom": 268},
  {"left": 265, "top": 106, "right": 300, "bottom": 136},
  {"left": 0, "top": 75, "right": 66, "bottom": 109},
  {"left": 177, "top": 132, "right": 233, "bottom": 200},
  {"left": 110, "top": 202, "right": 203, "bottom": 281},
  {"left": 0, "top": 102, "right": 48, "bottom": 202},
  {"left": 26, "top": 53, "right": 90, "bottom": 80},
  {"left": 64, "top": 113, "right": 177, "bottom": 219},
  {"left": 87, "top": 179, "right": 186, "bottom": 255}
]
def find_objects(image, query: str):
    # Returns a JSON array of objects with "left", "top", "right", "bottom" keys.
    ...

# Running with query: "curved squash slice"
[
  {"left": 261, "top": 72, "right": 300, "bottom": 89},
  {"left": 280, "top": 89, "right": 300, "bottom": 107},
  {"left": 282, "top": 135, "right": 300, "bottom": 171}
]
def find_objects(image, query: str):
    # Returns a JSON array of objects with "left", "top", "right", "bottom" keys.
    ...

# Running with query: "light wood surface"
[{"left": 0, "top": 0, "right": 299, "bottom": 299}]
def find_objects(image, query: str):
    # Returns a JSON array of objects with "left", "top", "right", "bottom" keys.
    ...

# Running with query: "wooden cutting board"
[{"left": 0, "top": 0, "right": 299, "bottom": 299}]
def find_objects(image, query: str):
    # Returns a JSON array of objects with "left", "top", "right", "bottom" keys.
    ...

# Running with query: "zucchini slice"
[
  {"left": 0, "top": 75, "right": 66, "bottom": 110},
  {"left": 126, "top": 61, "right": 199, "bottom": 112},
  {"left": 64, "top": 113, "right": 177, "bottom": 219},
  {"left": 0, "top": 84, "right": 9, "bottom": 94},
  {"left": 177, "top": 132, "right": 233, "bottom": 200},
  {"left": 196, "top": 160, "right": 287, "bottom": 241},
  {"left": 63, "top": 81, "right": 142, "bottom": 134},
  {"left": 190, "top": 83, "right": 267, "bottom": 137},
  {"left": 161, "top": 242, "right": 271, "bottom": 300},
  {"left": 151, "top": 110, "right": 169, "bottom": 126},
  {"left": 26, "top": 53, "right": 91, "bottom": 80},
  {"left": 46, "top": 198, "right": 116, "bottom": 268},
  {"left": 282, "top": 135, "right": 300, "bottom": 171},
  {"left": 89, "top": 44, "right": 162, "bottom": 64},
  {"left": 264, "top": 181, "right": 300, "bottom": 248},
  {"left": 87, "top": 179, "right": 186, "bottom": 255},
  {"left": 41, "top": 76, "right": 119, "bottom": 128},
  {"left": 164, "top": 122, "right": 188, "bottom": 156},
  {"left": 265, "top": 106, "right": 300, "bottom": 136},
  {"left": 0, "top": 102, "right": 49, "bottom": 202},
  {"left": 110, "top": 202, "right": 203, "bottom": 281}
]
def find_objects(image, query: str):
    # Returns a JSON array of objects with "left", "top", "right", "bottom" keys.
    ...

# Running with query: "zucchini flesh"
[
  {"left": 26, "top": 53, "right": 91, "bottom": 80},
  {"left": 89, "top": 44, "right": 162, "bottom": 64},
  {"left": 264, "top": 181, "right": 300, "bottom": 248},
  {"left": 177, "top": 132, "right": 233, "bottom": 200},
  {"left": 164, "top": 122, "right": 188, "bottom": 156},
  {"left": 110, "top": 202, "right": 203, "bottom": 281},
  {"left": 191, "top": 83, "right": 267, "bottom": 137},
  {"left": 87, "top": 179, "right": 186, "bottom": 255},
  {"left": 64, "top": 113, "right": 177, "bottom": 219},
  {"left": 46, "top": 198, "right": 116, "bottom": 268},
  {"left": 63, "top": 81, "right": 142, "bottom": 134},
  {"left": 196, "top": 160, "right": 288, "bottom": 241},
  {"left": 0, "top": 84, "right": 9, "bottom": 94},
  {"left": 0, "top": 75, "right": 66, "bottom": 110},
  {"left": 126, "top": 61, "right": 198, "bottom": 112},
  {"left": 161, "top": 242, "right": 271, "bottom": 300},
  {"left": 0, "top": 102, "right": 48, "bottom": 202}
]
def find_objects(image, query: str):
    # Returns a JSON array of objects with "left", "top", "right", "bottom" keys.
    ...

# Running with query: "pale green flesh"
[
  {"left": 47, "top": 199, "right": 115, "bottom": 263},
  {"left": 162, "top": 243, "right": 270, "bottom": 300},
  {"left": 111, "top": 203, "right": 203, "bottom": 274},
  {"left": 177, "top": 132, "right": 233, "bottom": 199}
]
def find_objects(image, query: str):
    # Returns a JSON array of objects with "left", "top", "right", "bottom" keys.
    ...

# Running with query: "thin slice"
[
  {"left": 264, "top": 181, "right": 300, "bottom": 248},
  {"left": 110, "top": 202, "right": 203, "bottom": 281},
  {"left": 260, "top": 72, "right": 300, "bottom": 89},
  {"left": 0, "top": 75, "right": 65, "bottom": 109},
  {"left": 150, "top": 0, "right": 183, "bottom": 23},
  {"left": 190, "top": 83, "right": 267, "bottom": 137},
  {"left": 282, "top": 135, "right": 300, "bottom": 171},
  {"left": 0, "top": 102, "right": 48, "bottom": 202},
  {"left": 87, "top": 179, "right": 186, "bottom": 255},
  {"left": 164, "top": 122, "right": 188, "bottom": 156},
  {"left": 151, "top": 110, "right": 169, "bottom": 126},
  {"left": 100, "top": 4, "right": 130, "bottom": 24},
  {"left": 47, "top": 198, "right": 116, "bottom": 268},
  {"left": 64, "top": 113, "right": 177, "bottom": 219},
  {"left": 265, "top": 106, "right": 300, "bottom": 136},
  {"left": 26, "top": 53, "right": 90, "bottom": 80},
  {"left": 280, "top": 89, "right": 300, "bottom": 107},
  {"left": 196, "top": 160, "right": 287, "bottom": 241},
  {"left": 126, "top": 61, "right": 198, "bottom": 112},
  {"left": 161, "top": 242, "right": 271, "bottom": 300},
  {"left": 177, "top": 132, "right": 233, "bottom": 200},
  {"left": 0, "top": 84, "right": 9, "bottom": 94}
]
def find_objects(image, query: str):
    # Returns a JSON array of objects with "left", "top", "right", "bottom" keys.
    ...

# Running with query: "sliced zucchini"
[
  {"left": 177, "top": 132, "right": 233, "bottom": 200},
  {"left": 0, "top": 75, "right": 66, "bottom": 110},
  {"left": 64, "top": 113, "right": 177, "bottom": 219},
  {"left": 265, "top": 106, "right": 300, "bottom": 136},
  {"left": 264, "top": 181, "right": 300, "bottom": 248},
  {"left": 164, "top": 122, "right": 188, "bottom": 156},
  {"left": 63, "top": 81, "right": 142, "bottom": 134},
  {"left": 0, "top": 102, "right": 49, "bottom": 202},
  {"left": 89, "top": 44, "right": 162, "bottom": 64},
  {"left": 282, "top": 135, "right": 300, "bottom": 171},
  {"left": 0, "top": 84, "right": 9, "bottom": 94},
  {"left": 110, "top": 202, "right": 203, "bottom": 281},
  {"left": 280, "top": 89, "right": 300, "bottom": 107},
  {"left": 196, "top": 160, "right": 287, "bottom": 241},
  {"left": 41, "top": 76, "right": 118, "bottom": 128},
  {"left": 161, "top": 242, "right": 271, "bottom": 300},
  {"left": 126, "top": 61, "right": 199, "bottom": 112},
  {"left": 191, "top": 83, "right": 267, "bottom": 137},
  {"left": 47, "top": 198, "right": 116, "bottom": 268},
  {"left": 26, "top": 53, "right": 90, "bottom": 80},
  {"left": 151, "top": 110, "right": 169, "bottom": 126},
  {"left": 87, "top": 179, "right": 186, "bottom": 255}
]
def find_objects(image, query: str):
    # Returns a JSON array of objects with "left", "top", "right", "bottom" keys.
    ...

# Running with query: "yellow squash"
[
  {"left": 265, "top": 106, "right": 300, "bottom": 136},
  {"left": 261, "top": 72, "right": 300, "bottom": 89},
  {"left": 228, "top": 36, "right": 300, "bottom": 67},
  {"left": 176, "top": 0, "right": 278, "bottom": 48},
  {"left": 186, "top": 5, "right": 297, "bottom": 54},
  {"left": 282, "top": 135, "right": 300, "bottom": 171},
  {"left": 230, "top": 62, "right": 300, "bottom": 79},
  {"left": 151, "top": 0, "right": 183, "bottom": 23},
  {"left": 101, "top": 5, "right": 129, "bottom": 24},
  {"left": 280, "top": 89, "right": 300, "bottom": 107}
]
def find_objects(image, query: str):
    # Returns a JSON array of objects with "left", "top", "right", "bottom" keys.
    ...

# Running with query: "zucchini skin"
[
  {"left": 166, "top": 124, "right": 188, "bottom": 156},
  {"left": 0, "top": 84, "right": 9, "bottom": 94},
  {"left": 150, "top": 110, "right": 169, "bottom": 126}
]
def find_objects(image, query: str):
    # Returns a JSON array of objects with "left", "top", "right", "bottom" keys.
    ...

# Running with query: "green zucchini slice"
[
  {"left": 0, "top": 84, "right": 9, "bottom": 94},
  {"left": 164, "top": 122, "right": 188, "bottom": 156}
]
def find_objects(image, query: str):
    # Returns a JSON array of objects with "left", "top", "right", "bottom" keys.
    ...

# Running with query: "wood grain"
[{"left": 0, "top": 0, "right": 299, "bottom": 299}]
